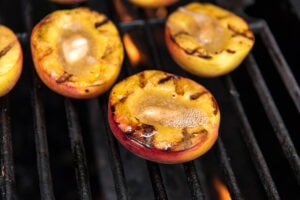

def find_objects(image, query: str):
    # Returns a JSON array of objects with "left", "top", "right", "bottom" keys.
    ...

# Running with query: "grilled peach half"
[
  {"left": 108, "top": 70, "right": 220, "bottom": 164},
  {"left": 31, "top": 7, "right": 124, "bottom": 99},
  {"left": 128, "top": 0, "right": 178, "bottom": 8},
  {"left": 0, "top": 25, "right": 23, "bottom": 97},
  {"left": 165, "top": 2, "right": 255, "bottom": 77}
]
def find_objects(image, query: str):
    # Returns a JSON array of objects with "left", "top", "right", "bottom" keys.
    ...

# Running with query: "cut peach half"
[
  {"left": 31, "top": 7, "right": 124, "bottom": 99},
  {"left": 0, "top": 25, "right": 23, "bottom": 97},
  {"left": 165, "top": 2, "right": 255, "bottom": 77},
  {"left": 108, "top": 70, "right": 220, "bottom": 164},
  {"left": 128, "top": 0, "right": 178, "bottom": 8}
]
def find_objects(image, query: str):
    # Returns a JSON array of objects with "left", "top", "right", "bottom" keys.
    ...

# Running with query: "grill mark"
[
  {"left": 182, "top": 128, "right": 192, "bottom": 150},
  {"left": 228, "top": 24, "right": 254, "bottom": 41},
  {"left": 138, "top": 71, "right": 147, "bottom": 88},
  {"left": 211, "top": 96, "right": 219, "bottom": 115},
  {"left": 56, "top": 71, "right": 73, "bottom": 83},
  {"left": 101, "top": 46, "right": 113, "bottom": 59},
  {"left": 226, "top": 49, "right": 236, "bottom": 54},
  {"left": 190, "top": 91, "right": 207, "bottom": 100},
  {"left": 94, "top": 17, "right": 109, "bottom": 28},
  {"left": 0, "top": 40, "right": 17, "bottom": 58},
  {"left": 173, "top": 77, "right": 184, "bottom": 95},
  {"left": 38, "top": 47, "right": 53, "bottom": 61},
  {"left": 170, "top": 31, "right": 212, "bottom": 59},
  {"left": 186, "top": 47, "right": 212, "bottom": 59},
  {"left": 158, "top": 75, "right": 173, "bottom": 84}
]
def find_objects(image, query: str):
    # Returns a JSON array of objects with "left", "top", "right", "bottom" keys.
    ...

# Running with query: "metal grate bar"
[
  {"left": 224, "top": 75, "right": 280, "bottom": 199},
  {"left": 65, "top": 98, "right": 92, "bottom": 200},
  {"left": 0, "top": 96, "right": 17, "bottom": 200},
  {"left": 143, "top": 19, "right": 163, "bottom": 69},
  {"left": 250, "top": 20, "right": 300, "bottom": 113},
  {"left": 21, "top": 1, "right": 56, "bottom": 199},
  {"left": 31, "top": 76, "right": 55, "bottom": 200},
  {"left": 217, "top": 138, "right": 244, "bottom": 200},
  {"left": 147, "top": 161, "right": 168, "bottom": 200},
  {"left": 98, "top": 96, "right": 129, "bottom": 200},
  {"left": 245, "top": 54, "right": 300, "bottom": 184},
  {"left": 183, "top": 161, "right": 205, "bottom": 200}
]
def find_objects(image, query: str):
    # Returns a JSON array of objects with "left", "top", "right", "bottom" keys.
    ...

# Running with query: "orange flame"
[
  {"left": 123, "top": 33, "right": 141, "bottom": 67},
  {"left": 113, "top": 0, "right": 134, "bottom": 21},
  {"left": 213, "top": 177, "right": 232, "bottom": 200}
]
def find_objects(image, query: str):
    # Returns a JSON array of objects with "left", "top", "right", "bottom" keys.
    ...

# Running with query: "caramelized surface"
[
  {"left": 0, "top": 25, "right": 23, "bottom": 96},
  {"left": 30, "top": 7, "right": 124, "bottom": 98},
  {"left": 110, "top": 70, "right": 220, "bottom": 151},
  {"left": 165, "top": 2, "right": 255, "bottom": 77}
]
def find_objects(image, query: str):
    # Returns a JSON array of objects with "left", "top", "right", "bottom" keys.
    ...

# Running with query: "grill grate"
[{"left": 1, "top": 0, "right": 300, "bottom": 199}]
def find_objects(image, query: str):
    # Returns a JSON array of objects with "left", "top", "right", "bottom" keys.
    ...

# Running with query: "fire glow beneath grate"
[{"left": 1, "top": 0, "right": 300, "bottom": 200}]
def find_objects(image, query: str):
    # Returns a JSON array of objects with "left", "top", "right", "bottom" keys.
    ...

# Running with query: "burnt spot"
[
  {"left": 138, "top": 71, "right": 147, "bottom": 88},
  {"left": 94, "top": 17, "right": 109, "bottom": 28},
  {"left": 56, "top": 71, "right": 73, "bottom": 83},
  {"left": 211, "top": 96, "right": 219, "bottom": 115},
  {"left": 110, "top": 105, "right": 116, "bottom": 113},
  {"left": 0, "top": 40, "right": 17, "bottom": 58},
  {"left": 142, "top": 124, "right": 155, "bottom": 134},
  {"left": 228, "top": 24, "right": 254, "bottom": 41},
  {"left": 190, "top": 91, "right": 207, "bottom": 100},
  {"left": 226, "top": 49, "right": 236, "bottom": 54},
  {"left": 200, "top": 129, "right": 208, "bottom": 134},
  {"left": 85, "top": 89, "right": 89, "bottom": 93}
]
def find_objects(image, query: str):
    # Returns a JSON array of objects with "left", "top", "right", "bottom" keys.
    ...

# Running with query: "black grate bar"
[
  {"left": 147, "top": 161, "right": 168, "bottom": 200},
  {"left": 119, "top": 18, "right": 165, "bottom": 32},
  {"left": 224, "top": 75, "right": 280, "bottom": 200},
  {"left": 245, "top": 54, "right": 300, "bottom": 184},
  {"left": 183, "top": 161, "right": 205, "bottom": 200},
  {"left": 217, "top": 138, "right": 244, "bottom": 200},
  {"left": 143, "top": 19, "right": 163, "bottom": 69},
  {"left": 98, "top": 96, "right": 129, "bottom": 200},
  {"left": 250, "top": 20, "right": 300, "bottom": 113},
  {"left": 22, "top": 1, "right": 56, "bottom": 198},
  {"left": 31, "top": 76, "right": 55, "bottom": 200},
  {"left": 65, "top": 98, "right": 92, "bottom": 200},
  {"left": 0, "top": 96, "right": 17, "bottom": 200}
]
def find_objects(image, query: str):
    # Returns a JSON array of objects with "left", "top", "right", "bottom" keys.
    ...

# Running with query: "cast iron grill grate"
[{"left": 0, "top": 0, "right": 299, "bottom": 199}]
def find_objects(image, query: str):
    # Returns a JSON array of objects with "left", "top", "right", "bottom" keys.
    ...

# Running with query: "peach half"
[
  {"left": 165, "top": 2, "right": 255, "bottom": 77},
  {"left": 128, "top": 0, "right": 178, "bottom": 8},
  {"left": 31, "top": 7, "right": 124, "bottom": 99},
  {"left": 0, "top": 25, "right": 23, "bottom": 97},
  {"left": 108, "top": 70, "right": 220, "bottom": 164}
]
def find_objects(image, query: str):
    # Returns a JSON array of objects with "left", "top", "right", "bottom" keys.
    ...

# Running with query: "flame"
[
  {"left": 123, "top": 33, "right": 141, "bottom": 67},
  {"left": 213, "top": 177, "right": 232, "bottom": 200},
  {"left": 113, "top": 0, "right": 134, "bottom": 21}
]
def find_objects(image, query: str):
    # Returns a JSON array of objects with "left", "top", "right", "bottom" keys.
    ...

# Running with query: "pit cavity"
[
  {"left": 131, "top": 91, "right": 208, "bottom": 127},
  {"left": 62, "top": 35, "right": 88, "bottom": 64},
  {"left": 173, "top": 7, "right": 229, "bottom": 53}
]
